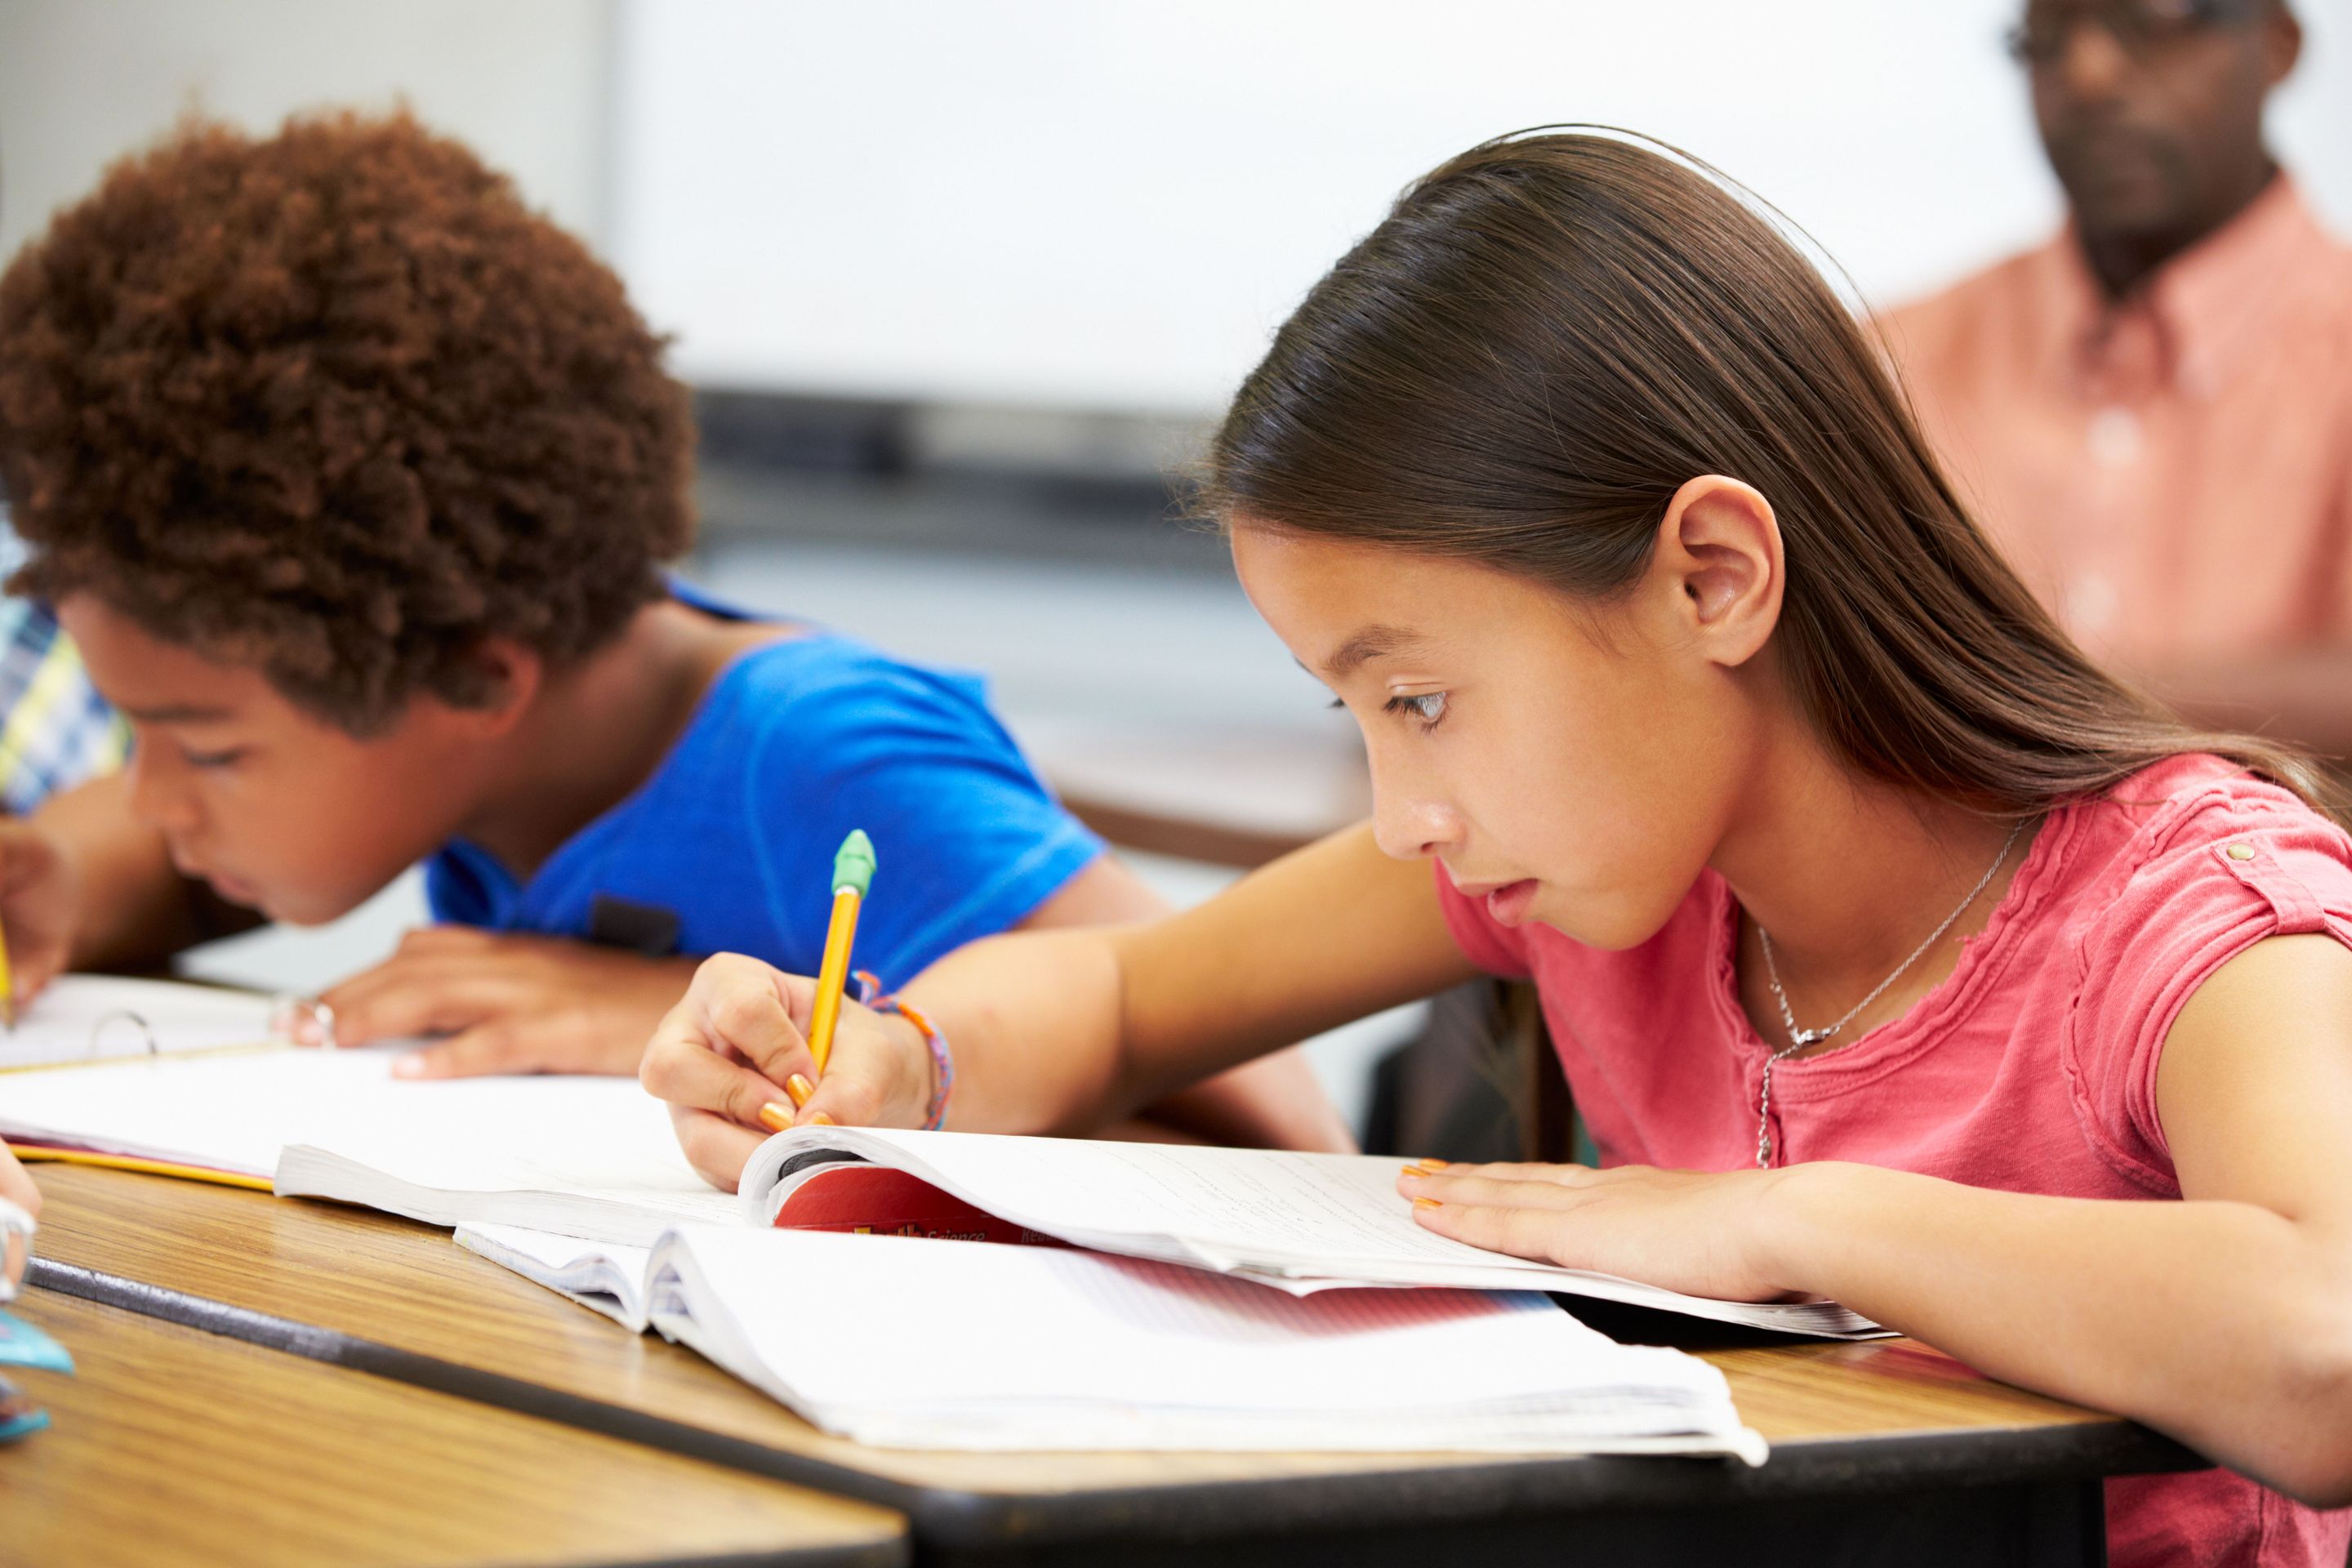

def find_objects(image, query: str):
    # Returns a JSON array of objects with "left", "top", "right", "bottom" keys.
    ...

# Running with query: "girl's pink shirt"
[{"left": 1435, "top": 755, "right": 2352, "bottom": 1568}]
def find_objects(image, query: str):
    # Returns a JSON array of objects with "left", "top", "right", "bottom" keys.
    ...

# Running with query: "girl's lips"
[{"left": 1485, "top": 879, "right": 1539, "bottom": 926}]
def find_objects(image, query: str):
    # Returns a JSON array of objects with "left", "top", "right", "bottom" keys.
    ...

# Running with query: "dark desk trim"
[{"left": 28, "top": 1254, "right": 2204, "bottom": 1558}]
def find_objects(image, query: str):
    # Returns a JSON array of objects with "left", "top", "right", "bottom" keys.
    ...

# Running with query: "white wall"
[
  {"left": 0, "top": 0, "right": 613, "bottom": 261},
  {"left": 610, "top": 0, "right": 2352, "bottom": 414},
  {"left": 2, "top": 1, "right": 2345, "bottom": 418}
]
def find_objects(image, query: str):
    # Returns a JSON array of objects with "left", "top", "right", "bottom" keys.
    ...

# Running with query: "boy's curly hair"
[{"left": 0, "top": 110, "right": 695, "bottom": 733}]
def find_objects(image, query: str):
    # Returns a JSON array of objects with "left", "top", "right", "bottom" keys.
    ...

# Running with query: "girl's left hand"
[{"left": 1397, "top": 1159, "right": 1802, "bottom": 1303}]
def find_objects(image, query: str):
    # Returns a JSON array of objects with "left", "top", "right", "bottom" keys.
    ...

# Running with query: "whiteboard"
[{"left": 609, "top": 0, "right": 2352, "bottom": 413}]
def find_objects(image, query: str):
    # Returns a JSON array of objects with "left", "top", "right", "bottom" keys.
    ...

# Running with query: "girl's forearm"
[
  {"left": 1760, "top": 1162, "right": 2352, "bottom": 1504},
  {"left": 904, "top": 826, "right": 1472, "bottom": 1137}
]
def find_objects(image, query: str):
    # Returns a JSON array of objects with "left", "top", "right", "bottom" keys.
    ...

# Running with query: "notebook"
[
  {"left": 626, "top": 1224, "right": 1769, "bottom": 1459},
  {"left": 0, "top": 986, "right": 1876, "bottom": 1336},
  {"left": 0, "top": 975, "right": 284, "bottom": 1073},
  {"left": 0, "top": 1004, "right": 737, "bottom": 1230}
]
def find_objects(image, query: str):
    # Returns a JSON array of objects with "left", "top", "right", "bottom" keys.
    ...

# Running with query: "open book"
[
  {"left": 0, "top": 983, "right": 1876, "bottom": 1337},
  {"left": 604, "top": 1224, "right": 1768, "bottom": 1460},
  {"left": 505, "top": 1127, "right": 1876, "bottom": 1336},
  {"left": 449, "top": 1126, "right": 1876, "bottom": 1338}
]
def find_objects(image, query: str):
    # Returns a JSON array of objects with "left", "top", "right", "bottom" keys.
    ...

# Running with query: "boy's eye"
[
  {"left": 1383, "top": 691, "right": 1449, "bottom": 728},
  {"left": 180, "top": 746, "right": 248, "bottom": 770}
]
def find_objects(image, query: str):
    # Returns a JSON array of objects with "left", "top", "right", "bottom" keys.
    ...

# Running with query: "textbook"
[
  {"left": 450, "top": 1126, "right": 1877, "bottom": 1338},
  {"left": 0, "top": 1002, "right": 1876, "bottom": 1337},
  {"left": 751, "top": 1128, "right": 1879, "bottom": 1335},
  {"left": 608, "top": 1224, "right": 1767, "bottom": 1459}
]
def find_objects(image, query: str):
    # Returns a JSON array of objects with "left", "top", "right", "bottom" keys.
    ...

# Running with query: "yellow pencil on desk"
[
  {"left": 800, "top": 827, "right": 875, "bottom": 1083},
  {"left": 6, "top": 1143, "right": 274, "bottom": 1192}
]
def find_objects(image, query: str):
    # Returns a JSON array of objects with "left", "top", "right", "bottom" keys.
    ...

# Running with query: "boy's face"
[{"left": 59, "top": 595, "right": 493, "bottom": 925}]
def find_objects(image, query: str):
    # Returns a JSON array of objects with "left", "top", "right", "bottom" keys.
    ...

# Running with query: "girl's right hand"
[
  {"left": 0, "top": 820, "right": 78, "bottom": 1009},
  {"left": 639, "top": 953, "right": 937, "bottom": 1191}
]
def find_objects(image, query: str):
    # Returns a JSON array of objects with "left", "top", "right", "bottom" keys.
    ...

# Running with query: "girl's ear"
[{"left": 1650, "top": 474, "right": 1784, "bottom": 670}]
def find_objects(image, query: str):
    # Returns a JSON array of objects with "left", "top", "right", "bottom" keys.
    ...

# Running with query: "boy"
[{"left": 0, "top": 112, "right": 1346, "bottom": 1152}]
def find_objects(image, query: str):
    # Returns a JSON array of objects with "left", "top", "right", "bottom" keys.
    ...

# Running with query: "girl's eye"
[{"left": 1384, "top": 691, "right": 1449, "bottom": 729}]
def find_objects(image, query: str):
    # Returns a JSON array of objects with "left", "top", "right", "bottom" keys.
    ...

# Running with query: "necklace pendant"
[{"left": 1788, "top": 1027, "right": 1827, "bottom": 1049}]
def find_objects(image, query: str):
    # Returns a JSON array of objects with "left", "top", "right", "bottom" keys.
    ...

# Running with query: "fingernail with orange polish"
[
  {"left": 757, "top": 1102, "right": 795, "bottom": 1133},
  {"left": 1413, "top": 1196, "right": 1442, "bottom": 1209},
  {"left": 786, "top": 1073, "right": 815, "bottom": 1108},
  {"left": 1413, "top": 1157, "right": 1450, "bottom": 1170},
  {"left": 808, "top": 1111, "right": 836, "bottom": 1127}
]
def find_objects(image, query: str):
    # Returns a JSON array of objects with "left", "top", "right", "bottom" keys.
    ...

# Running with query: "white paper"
[
  {"left": 0, "top": 974, "right": 281, "bottom": 1072},
  {"left": 743, "top": 1129, "right": 1879, "bottom": 1338},
  {"left": 648, "top": 1225, "right": 1766, "bottom": 1459},
  {"left": 0, "top": 1038, "right": 735, "bottom": 1242},
  {"left": 458, "top": 1223, "right": 657, "bottom": 1330},
  {"left": 0, "top": 1043, "right": 393, "bottom": 1174}
]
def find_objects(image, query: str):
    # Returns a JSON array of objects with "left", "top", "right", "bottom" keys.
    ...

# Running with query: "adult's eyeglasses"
[{"left": 2005, "top": 0, "right": 2265, "bottom": 66}]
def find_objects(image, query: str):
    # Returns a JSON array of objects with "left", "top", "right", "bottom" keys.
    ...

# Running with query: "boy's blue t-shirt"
[{"left": 423, "top": 615, "right": 1105, "bottom": 987}]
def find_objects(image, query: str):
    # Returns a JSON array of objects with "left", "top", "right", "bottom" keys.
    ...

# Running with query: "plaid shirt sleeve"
[{"left": 0, "top": 507, "right": 126, "bottom": 813}]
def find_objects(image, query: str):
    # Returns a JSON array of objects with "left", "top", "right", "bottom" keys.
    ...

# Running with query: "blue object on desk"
[
  {"left": 0, "top": 1372, "right": 48, "bottom": 1442},
  {"left": 0, "top": 1307, "right": 72, "bottom": 1373}
]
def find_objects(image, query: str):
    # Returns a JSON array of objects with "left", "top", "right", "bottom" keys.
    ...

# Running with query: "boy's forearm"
[
  {"left": 32, "top": 773, "right": 252, "bottom": 971},
  {"left": 1761, "top": 1161, "right": 2352, "bottom": 1503}
]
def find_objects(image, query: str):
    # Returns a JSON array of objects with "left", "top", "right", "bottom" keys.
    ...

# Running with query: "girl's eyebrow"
[{"left": 1319, "top": 625, "right": 1426, "bottom": 678}]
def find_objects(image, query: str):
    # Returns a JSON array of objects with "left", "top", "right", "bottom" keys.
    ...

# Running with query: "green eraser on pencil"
[{"left": 831, "top": 830, "right": 876, "bottom": 899}]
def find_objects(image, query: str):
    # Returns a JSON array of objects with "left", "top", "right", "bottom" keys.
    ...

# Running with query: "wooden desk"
[
  {"left": 24, "top": 1165, "right": 2202, "bottom": 1566},
  {"left": 0, "top": 1287, "right": 904, "bottom": 1568}
]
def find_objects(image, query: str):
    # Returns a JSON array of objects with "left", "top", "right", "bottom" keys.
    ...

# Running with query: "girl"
[{"left": 639, "top": 133, "right": 2352, "bottom": 1567}]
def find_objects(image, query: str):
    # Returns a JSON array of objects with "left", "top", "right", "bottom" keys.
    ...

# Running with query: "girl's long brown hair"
[{"left": 1208, "top": 130, "right": 2334, "bottom": 819}]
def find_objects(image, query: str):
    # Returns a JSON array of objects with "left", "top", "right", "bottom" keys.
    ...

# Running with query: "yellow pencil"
[
  {"left": 804, "top": 830, "right": 876, "bottom": 1078},
  {"left": 6, "top": 1143, "right": 274, "bottom": 1192},
  {"left": 0, "top": 920, "right": 15, "bottom": 1031}
]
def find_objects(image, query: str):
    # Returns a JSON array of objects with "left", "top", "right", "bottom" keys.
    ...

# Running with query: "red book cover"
[{"left": 769, "top": 1165, "right": 1066, "bottom": 1247}]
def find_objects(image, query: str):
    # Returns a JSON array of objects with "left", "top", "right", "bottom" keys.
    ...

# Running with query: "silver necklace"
[{"left": 1750, "top": 818, "right": 2027, "bottom": 1167}]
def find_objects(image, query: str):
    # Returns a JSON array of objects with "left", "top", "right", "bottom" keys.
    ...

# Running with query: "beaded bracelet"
[{"left": 852, "top": 970, "right": 954, "bottom": 1131}]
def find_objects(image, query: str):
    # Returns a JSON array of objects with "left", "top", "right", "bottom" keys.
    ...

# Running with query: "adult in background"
[{"left": 1883, "top": 0, "right": 2352, "bottom": 754}]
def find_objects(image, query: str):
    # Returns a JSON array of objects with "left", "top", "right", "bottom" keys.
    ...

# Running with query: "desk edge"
[{"left": 28, "top": 1257, "right": 2207, "bottom": 1553}]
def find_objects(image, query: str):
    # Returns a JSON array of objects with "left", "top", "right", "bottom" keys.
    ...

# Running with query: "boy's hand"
[
  {"left": 639, "top": 953, "right": 934, "bottom": 1191},
  {"left": 0, "top": 819, "right": 80, "bottom": 1009},
  {"left": 321, "top": 927, "right": 700, "bottom": 1079},
  {"left": 0, "top": 1143, "right": 40, "bottom": 1298}
]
